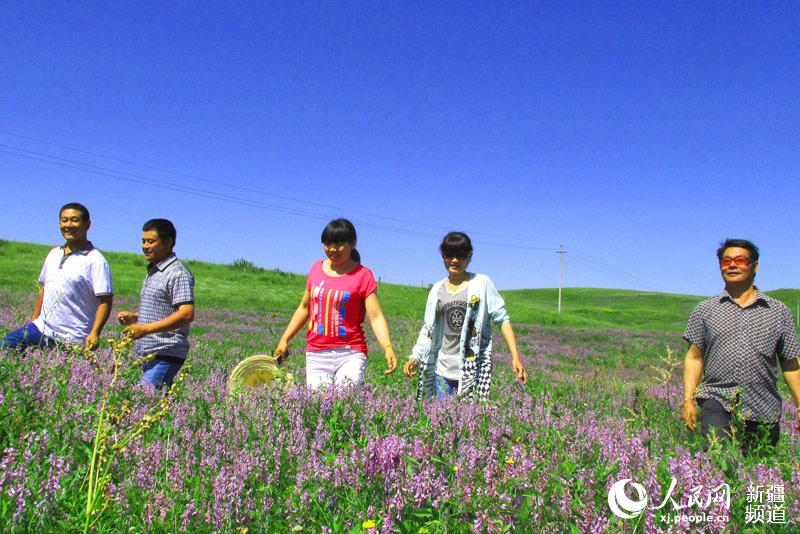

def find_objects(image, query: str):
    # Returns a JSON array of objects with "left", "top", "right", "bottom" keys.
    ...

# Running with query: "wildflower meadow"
[{"left": 1, "top": 244, "right": 798, "bottom": 533}]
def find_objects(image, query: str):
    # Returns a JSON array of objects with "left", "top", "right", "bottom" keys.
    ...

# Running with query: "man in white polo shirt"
[{"left": 1, "top": 203, "right": 113, "bottom": 351}]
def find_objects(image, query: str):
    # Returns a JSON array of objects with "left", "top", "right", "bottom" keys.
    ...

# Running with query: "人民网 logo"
[{"left": 608, "top": 478, "right": 648, "bottom": 519}]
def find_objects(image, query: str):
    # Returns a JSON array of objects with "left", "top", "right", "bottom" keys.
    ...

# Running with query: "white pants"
[{"left": 306, "top": 348, "right": 367, "bottom": 390}]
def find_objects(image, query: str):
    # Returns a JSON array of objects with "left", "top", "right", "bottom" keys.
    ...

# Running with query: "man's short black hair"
[
  {"left": 717, "top": 238, "right": 759, "bottom": 262},
  {"left": 143, "top": 219, "right": 177, "bottom": 245},
  {"left": 60, "top": 202, "right": 90, "bottom": 221}
]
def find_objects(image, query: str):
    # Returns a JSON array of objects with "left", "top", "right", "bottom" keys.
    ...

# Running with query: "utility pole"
[{"left": 556, "top": 244, "right": 567, "bottom": 313}]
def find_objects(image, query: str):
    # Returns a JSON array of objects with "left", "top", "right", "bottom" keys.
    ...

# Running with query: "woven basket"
[{"left": 228, "top": 354, "right": 294, "bottom": 394}]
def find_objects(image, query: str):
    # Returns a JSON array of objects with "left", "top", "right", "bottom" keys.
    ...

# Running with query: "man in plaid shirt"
[
  {"left": 118, "top": 219, "right": 195, "bottom": 389},
  {"left": 681, "top": 239, "right": 800, "bottom": 451}
]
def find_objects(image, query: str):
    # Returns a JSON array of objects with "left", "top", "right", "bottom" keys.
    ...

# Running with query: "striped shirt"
[
  {"left": 135, "top": 254, "right": 194, "bottom": 359},
  {"left": 683, "top": 289, "right": 800, "bottom": 422}
]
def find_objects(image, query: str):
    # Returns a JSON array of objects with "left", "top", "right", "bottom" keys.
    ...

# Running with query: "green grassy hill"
[
  {"left": 502, "top": 287, "right": 703, "bottom": 331},
  {"left": 2, "top": 239, "right": 798, "bottom": 332},
  {"left": 0, "top": 240, "right": 427, "bottom": 319}
]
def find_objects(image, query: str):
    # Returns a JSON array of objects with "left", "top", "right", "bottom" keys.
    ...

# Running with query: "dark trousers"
[{"left": 699, "top": 398, "right": 779, "bottom": 453}]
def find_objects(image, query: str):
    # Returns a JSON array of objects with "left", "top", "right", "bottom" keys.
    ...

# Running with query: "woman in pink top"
[{"left": 275, "top": 219, "right": 398, "bottom": 389}]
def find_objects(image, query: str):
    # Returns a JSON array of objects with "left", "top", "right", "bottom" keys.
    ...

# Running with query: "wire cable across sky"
[
  {"left": 0, "top": 130, "right": 558, "bottom": 248},
  {"left": 1, "top": 130, "right": 668, "bottom": 291}
]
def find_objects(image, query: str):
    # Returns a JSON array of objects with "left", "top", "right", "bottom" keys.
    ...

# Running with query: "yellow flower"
[
  {"left": 505, "top": 457, "right": 515, "bottom": 465},
  {"left": 453, "top": 465, "right": 460, "bottom": 472},
  {"left": 362, "top": 519, "right": 377, "bottom": 529}
]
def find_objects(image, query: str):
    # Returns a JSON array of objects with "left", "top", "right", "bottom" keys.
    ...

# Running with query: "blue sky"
[{"left": 2, "top": 1, "right": 799, "bottom": 295}]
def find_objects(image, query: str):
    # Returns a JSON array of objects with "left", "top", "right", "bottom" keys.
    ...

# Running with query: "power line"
[
  {"left": 570, "top": 249, "right": 665, "bottom": 291},
  {"left": 1, "top": 132, "right": 669, "bottom": 291},
  {"left": 0, "top": 146, "right": 556, "bottom": 251},
  {"left": 0, "top": 130, "right": 559, "bottom": 248},
  {"left": 568, "top": 252, "right": 667, "bottom": 293}
]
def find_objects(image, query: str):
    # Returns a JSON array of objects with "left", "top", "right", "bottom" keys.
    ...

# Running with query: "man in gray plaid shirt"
[
  {"left": 118, "top": 219, "right": 195, "bottom": 389},
  {"left": 681, "top": 239, "right": 800, "bottom": 451}
]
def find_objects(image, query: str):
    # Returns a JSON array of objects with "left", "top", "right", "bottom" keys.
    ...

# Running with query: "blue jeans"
[
  {"left": 434, "top": 374, "right": 459, "bottom": 398},
  {"left": 141, "top": 356, "right": 185, "bottom": 390},
  {"left": 0, "top": 323, "right": 57, "bottom": 352}
]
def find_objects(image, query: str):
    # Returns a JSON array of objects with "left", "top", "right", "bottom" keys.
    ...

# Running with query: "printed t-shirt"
[
  {"left": 305, "top": 260, "right": 377, "bottom": 355},
  {"left": 435, "top": 284, "right": 468, "bottom": 380}
]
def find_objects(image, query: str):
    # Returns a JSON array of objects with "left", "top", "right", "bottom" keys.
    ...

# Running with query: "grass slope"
[{"left": 2, "top": 239, "right": 798, "bottom": 332}]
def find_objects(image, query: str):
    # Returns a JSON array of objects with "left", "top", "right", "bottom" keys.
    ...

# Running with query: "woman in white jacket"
[{"left": 403, "top": 232, "right": 527, "bottom": 400}]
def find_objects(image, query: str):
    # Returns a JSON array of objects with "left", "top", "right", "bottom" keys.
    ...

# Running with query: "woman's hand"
[
  {"left": 384, "top": 345, "right": 398, "bottom": 374},
  {"left": 274, "top": 289, "right": 310, "bottom": 366},
  {"left": 274, "top": 338, "right": 289, "bottom": 365},
  {"left": 403, "top": 358, "right": 419, "bottom": 377},
  {"left": 501, "top": 322, "right": 527, "bottom": 385},
  {"left": 365, "top": 293, "right": 398, "bottom": 375},
  {"left": 512, "top": 356, "right": 528, "bottom": 384}
]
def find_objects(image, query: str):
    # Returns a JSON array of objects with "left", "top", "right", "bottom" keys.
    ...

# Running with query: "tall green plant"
[{"left": 83, "top": 337, "right": 187, "bottom": 533}]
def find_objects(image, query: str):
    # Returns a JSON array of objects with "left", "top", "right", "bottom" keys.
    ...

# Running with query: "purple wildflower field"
[{"left": 1, "top": 291, "right": 798, "bottom": 533}]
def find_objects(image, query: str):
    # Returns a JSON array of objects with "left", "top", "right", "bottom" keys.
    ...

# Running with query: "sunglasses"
[{"left": 719, "top": 256, "right": 755, "bottom": 267}]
